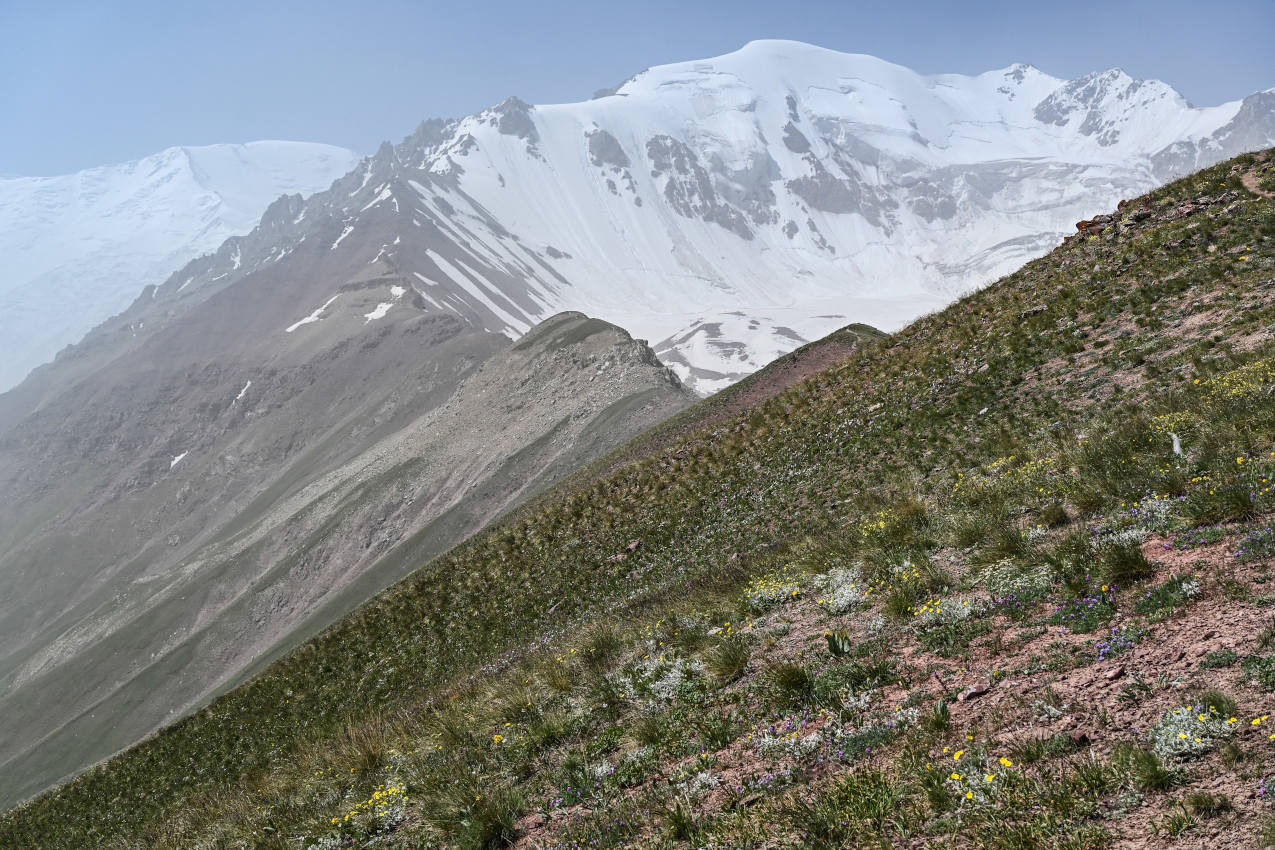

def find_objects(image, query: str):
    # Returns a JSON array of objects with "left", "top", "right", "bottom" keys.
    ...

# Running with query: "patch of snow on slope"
[
  {"left": 360, "top": 186, "right": 392, "bottom": 212},
  {"left": 330, "top": 225, "right": 355, "bottom": 250},
  {"left": 286, "top": 294, "right": 340, "bottom": 333},
  {"left": 424, "top": 252, "right": 531, "bottom": 334},
  {"left": 363, "top": 302, "right": 393, "bottom": 321},
  {"left": 363, "top": 286, "right": 407, "bottom": 323},
  {"left": 169, "top": 451, "right": 189, "bottom": 469}
]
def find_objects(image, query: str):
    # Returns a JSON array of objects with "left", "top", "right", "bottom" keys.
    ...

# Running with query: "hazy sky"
[{"left": 3, "top": 0, "right": 1273, "bottom": 175}]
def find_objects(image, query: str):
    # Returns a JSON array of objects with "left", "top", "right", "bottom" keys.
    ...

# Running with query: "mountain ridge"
[{"left": 0, "top": 304, "right": 697, "bottom": 808}]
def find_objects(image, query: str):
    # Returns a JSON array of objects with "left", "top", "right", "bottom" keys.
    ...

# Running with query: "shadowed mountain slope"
[{"left": 0, "top": 301, "right": 694, "bottom": 808}]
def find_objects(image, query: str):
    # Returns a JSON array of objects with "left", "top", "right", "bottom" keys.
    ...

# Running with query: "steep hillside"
[
  {"left": 0, "top": 142, "right": 359, "bottom": 391},
  {"left": 0, "top": 307, "right": 694, "bottom": 809},
  {"left": 11, "top": 40, "right": 1271, "bottom": 401},
  {"left": 4, "top": 151, "right": 1273, "bottom": 848}
]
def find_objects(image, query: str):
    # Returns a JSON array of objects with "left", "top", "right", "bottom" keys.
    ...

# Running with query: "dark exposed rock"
[
  {"left": 491, "top": 97, "right": 539, "bottom": 143},
  {"left": 958, "top": 680, "right": 992, "bottom": 701},
  {"left": 646, "top": 135, "right": 754, "bottom": 239},
  {"left": 587, "top": 129, "right": 630, "bottom": 168},
  {"left": 782, "top": 122, "right": 811, "bottom": 153}
]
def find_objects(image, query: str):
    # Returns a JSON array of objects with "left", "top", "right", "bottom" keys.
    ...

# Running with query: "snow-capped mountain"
[
  {"left": 0, "top": 142, "right": 360, "bottom": 391},
  {"left": 16, "top": 41, "right": 1275, "bottom": 401}
]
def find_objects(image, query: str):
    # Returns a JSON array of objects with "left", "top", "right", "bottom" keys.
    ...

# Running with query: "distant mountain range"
[
  {"left": 0, "top": 141, "right": 359, "bottom": 391},
  {"left": 8, "top": 39, "right": 1271, "bottom": 399}
]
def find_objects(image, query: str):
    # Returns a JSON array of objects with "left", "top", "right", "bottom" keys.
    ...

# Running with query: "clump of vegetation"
[
  {"left": 814, "top": 566, "right": 866, "bottom": 614},
  {"left": 1170, "top": 526, "right": 1227, "bottom": 550},
  {"left": 1245, "top": 655, "right": 1275, "bottom": 691},
  {"left": 1149, "top": 704, "right": 1236, "bottom": 760},
  {"left": 1116, "top": 743, "right": 1176, "bottom": 791},
  {"left": 1238, "top": 527, "right": 1275, "bottom": 563},
  {"left": 1094, "top": 625, "right": 1141, "bottom": 661},
  {"left": 1135, "top": 574, "right": 1202, "bottom": 620},
  {"left": 825, "top": 629, "right": 855, "bottom": 657},
  {"left": 1050, "top": 585, "right": 1118, "bottom": 633},
  {"left": 1201, "top": 648, "right": 1238, "bottom": 668},
  {"left": 703, "top": 635, "right": 751, "bottom": 686},
  {"left": 745, "top": 565, "right": 806, "bottom": 611},
  {"left": 1184, "top": 790, "right": 1232, "bottom": 818}
]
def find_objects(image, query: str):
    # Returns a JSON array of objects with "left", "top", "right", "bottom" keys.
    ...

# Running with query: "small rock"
[
  {"left": 1070, "top": 730, "right": 1091, "bottom": 747},
  {"left": 626, "top": 539, "right": 642, "bottom": 552},
  {"left": 958, "top": 680, "right": 991, "bottom": 702},
  {"left": 1104, "top": 665, "right": 1125, "bottom": 681}
]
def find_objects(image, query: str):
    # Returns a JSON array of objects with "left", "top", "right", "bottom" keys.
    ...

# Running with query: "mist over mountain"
[
  {"left": 0, "top": 305, "right": 693, "bottom": 807},
  {"left": 8, "top": 41, "right": 1273, "bottom": 402},
  {"left": 0, "top": 141, "right": 360, "bottom": 392}
]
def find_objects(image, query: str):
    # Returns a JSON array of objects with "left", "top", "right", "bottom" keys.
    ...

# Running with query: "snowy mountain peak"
[
  {"left": 0, "top": 141, "right": 359, "bottom": 392},
  {"left": 1033, "top": 68, "right": 1193, "bottom": 146},
  {"left": 10, "top": 42, "right": 1274, "bottom": 397}
]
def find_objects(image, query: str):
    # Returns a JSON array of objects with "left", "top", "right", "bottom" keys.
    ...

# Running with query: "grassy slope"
[{"left": 4, "top": 151, "right": 1275, "bottom": 849}]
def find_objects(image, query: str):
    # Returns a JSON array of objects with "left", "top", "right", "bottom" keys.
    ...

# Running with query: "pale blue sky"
[{"left": 3, "top": 0, "right": 1272, "bottom": 175}]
